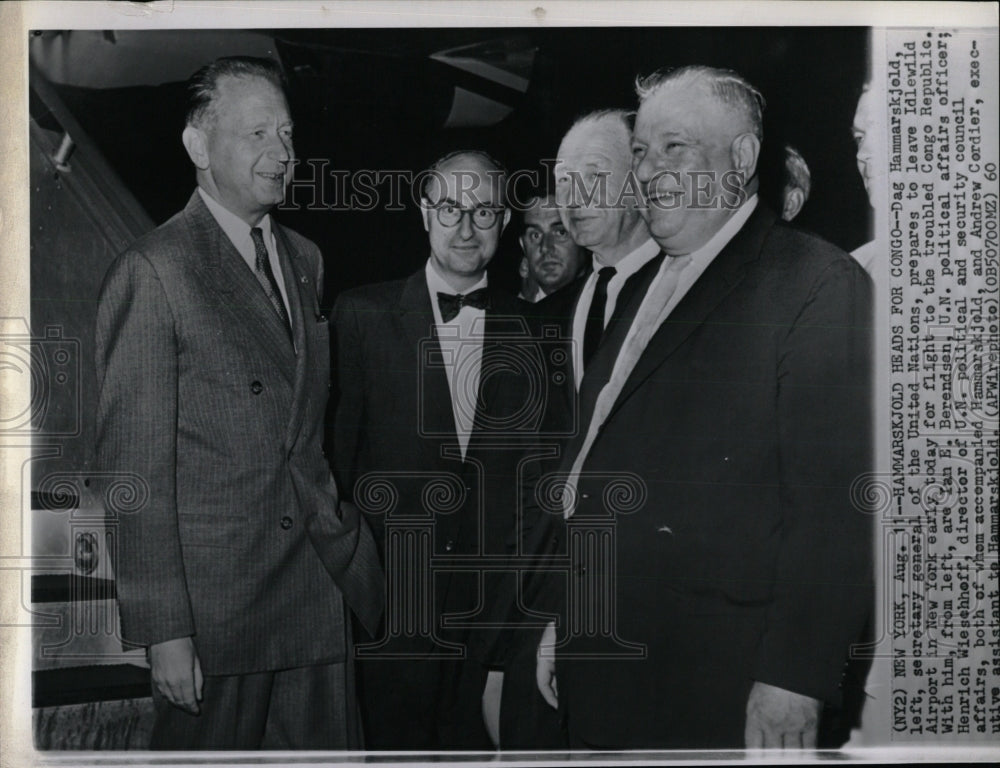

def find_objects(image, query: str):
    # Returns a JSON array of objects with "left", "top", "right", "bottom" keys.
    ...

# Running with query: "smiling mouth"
[{"left": 257, "top": 172, "right": 285, "bottom": 182}]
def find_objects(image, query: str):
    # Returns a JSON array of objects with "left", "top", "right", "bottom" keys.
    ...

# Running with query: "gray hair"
[
  {"left": 559, "top": 108, "right": 634, "bottom": 169},
  {"left": 186, "top": 56, "right": 287, "bottom": 128},
  {"left": 635, "top": 65, "right": 765, "bottom": 140}
]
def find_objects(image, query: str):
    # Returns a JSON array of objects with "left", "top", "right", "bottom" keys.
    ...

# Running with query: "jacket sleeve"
[
  {"left": 94, "top": 251, "right": 195, "bottom": 647},
  {"left": 753, "top": 258, "right": 874, "bottom": 703}
]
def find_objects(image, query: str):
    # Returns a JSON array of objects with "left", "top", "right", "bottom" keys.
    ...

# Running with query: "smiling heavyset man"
[
  {"left": 95, "top": 56, "right": 383, "bottom": 749},
  {"left": 535, "top": 65, "right": 874, "bottom": 750}
]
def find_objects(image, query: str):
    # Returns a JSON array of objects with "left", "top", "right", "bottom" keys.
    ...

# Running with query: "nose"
[
  {"left": 557, "top": 179, "right": 583, "bottom": 210},
  {"left": 540, "top": 233, "right": 556, "bottom": 256},
  {"left": 633, "top": 150, "right": 656, "bottom": 184},
  {"left": 856, "top": 135, "right": 873, "bottom": 165},
  {"left": 267, "top": 131, "right": 293, "bottom": 164},
  {"left": 457, "top": 210, "right": 475, "bottom": 238}
]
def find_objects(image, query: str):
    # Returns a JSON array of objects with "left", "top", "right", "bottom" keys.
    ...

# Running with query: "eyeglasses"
[{"left": 427, "top": 201, "right": 504, "bottom": 230}]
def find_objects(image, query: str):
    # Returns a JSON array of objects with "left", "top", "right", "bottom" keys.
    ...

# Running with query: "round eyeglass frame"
[{"left": 428, "top": 201, "right": 505, "bottom": 230}]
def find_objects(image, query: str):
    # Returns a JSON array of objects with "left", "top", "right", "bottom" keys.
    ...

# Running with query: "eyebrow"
[{"left": 433, "top": 197, "right": 499, "bottom": 209}]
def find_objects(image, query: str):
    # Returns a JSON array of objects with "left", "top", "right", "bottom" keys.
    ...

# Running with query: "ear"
[
  {"left": 782, "top": 188, "right": 805, "bottom": 221},
  {"left": 501, "top": 208, "right": 512, "bottom": 233},
  {"left": 730, "top": 132, "right": 760, "bottom": 184},
  {"left": 420, "top": 198, "right": 432, "bottom": 232},
  {"left": 182, "top": 125, "right": 210, "bottom": 170},
  {"left": 518, "top": 256, "right": 529, "bottom": 279}
]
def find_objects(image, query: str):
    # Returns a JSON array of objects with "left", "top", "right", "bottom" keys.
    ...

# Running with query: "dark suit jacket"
[
  {"left": 543, "top": 205, "right": 874, "bottom": 747},
  {"left": 94, "top": 191, "right": 382, "bottom": 676},
  {"left": 333, "top": 269, "right": 543, "bottom": 663}
]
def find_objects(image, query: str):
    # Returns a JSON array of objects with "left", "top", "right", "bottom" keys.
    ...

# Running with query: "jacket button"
[
  {"left": 280, "top": 516, "right": 293, "bottom": 530},
  {"left": 250, "top": 380, "right": 263, "bottom": 395},
  {"left": 576, "top": 565, "right": 587, "bottom": 575},
  {"left": 445, "top": 539, "right": 455, "bottom": 552}
]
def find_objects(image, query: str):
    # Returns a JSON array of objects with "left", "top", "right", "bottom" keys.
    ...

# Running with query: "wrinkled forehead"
[
  {"left": 424, "top": 159, "right": 505, "bottom": 206},
  {"left": 523, "top": 198, "right": 563, "bottom": 229},
  {"left": 634, "top": 80, "right": 730, "bottom": 141},
  {"left": 213, "top": 74, "right": 289, "bottom": 118}
]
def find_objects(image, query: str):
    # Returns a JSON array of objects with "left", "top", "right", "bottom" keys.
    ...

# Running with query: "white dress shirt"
[
  {"left": 564, "top": 195, "right": 759, "bottom": 516},
  {"left": 425, "top": 260, "right": 488, "bottom": 460},
  {"left": 851, "top": 240, "right": 877, "bottom": 276},
  {"left": 198, "top": 187, "right": 291, "bottom": 318},
  {"left": 571, "top": 237, "right": 662, "bottom": 388}
]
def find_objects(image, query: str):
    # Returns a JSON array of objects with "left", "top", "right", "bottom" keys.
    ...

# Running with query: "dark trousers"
[
  {"left": 357, "top": 657, "right": 493, "bottom": 750},
  {"left": 149, "top": 661, "right": 359, "bottom": 750},
  {"left": 499, "top": 642, "right": 567, "bottom": 749}
]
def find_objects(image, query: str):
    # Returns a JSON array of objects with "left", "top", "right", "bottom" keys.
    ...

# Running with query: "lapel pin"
[{"left": 300, "top": 275, "right": 310, "bottom": 284}]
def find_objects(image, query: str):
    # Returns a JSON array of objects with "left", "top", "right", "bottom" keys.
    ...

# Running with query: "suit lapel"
[
  {"left": 398, "top": 271, "right": 460, "bottom": 460},
  {"left": 274, "top": 223, "right": 312, "bottom": 448},
  {"left": 604, "top": 206, "right": 776, "bottom": 423},
  {"left": 568, "top": 251, "right": 666, "bottom": 463},
  {"left": 470, "top": 289, "right": 524, "bottom": 445},
  {"left": 184, "top": 192, "right": 296, "bottom": 385}
]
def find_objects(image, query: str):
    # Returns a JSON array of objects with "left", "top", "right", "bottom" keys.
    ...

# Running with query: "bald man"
[
  {"left": 535, "top": 65, "right": 873, "bottom": 750},
  {"left": 333, "top": 150, "right": 541, "bottom": 749}
]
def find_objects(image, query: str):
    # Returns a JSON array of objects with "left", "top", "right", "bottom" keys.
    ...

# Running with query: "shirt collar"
[
  {"left": 592, "top": 237, "right": 661, "bottom": 282},
  {"left": 681, "top": 194, "right": 759, "bottom": 266},
  {"left": 851, "top": 240, "right": 877, "bottom": 274},
  {"left": 424, "top": 258, "right": 488, "bottom": 298},
  {"left": 198, "top": 187, "right": 272, "bottom": 252}
]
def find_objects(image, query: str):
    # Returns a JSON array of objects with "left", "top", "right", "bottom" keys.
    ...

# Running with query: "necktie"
[
  {"left": 564, "top": 254, "right": 692, "bottom": 517},
  {"left": 437, "top": 287, "right": 490, "bottom": 323},
  {"left": 582, "top": 266, "right": 617, "bottom": 368},
  {"left": 250, "top": 227, "right": 292, "bottom": 339}
]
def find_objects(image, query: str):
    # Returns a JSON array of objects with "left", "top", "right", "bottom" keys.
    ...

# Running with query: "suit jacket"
[
  {"left": 543, "top": 205, "right": 874, "bottom": 747},
  {"left": 333, "top": 270, "right": 543, "bottom": 663},
  {"left": 94, "top": 191, "right": 382, "bottom": 676}
]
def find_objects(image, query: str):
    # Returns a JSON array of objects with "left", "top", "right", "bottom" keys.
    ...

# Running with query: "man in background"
[
  {"left": 780, "top": 144, "right": 811, "bottom": 221},
  {"left": 850, "top": 83, "right": 879, "bottom": 273},
  {"left": 516, "top": 193, "right": 588, "bottom": 303},
  {"left": 95, "top": 56, "right": 382, "bottom": 749}
]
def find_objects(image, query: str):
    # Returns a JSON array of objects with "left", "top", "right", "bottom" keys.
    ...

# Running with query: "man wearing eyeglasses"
[{"left": 333, "top": 150, "right": 542, "bottom": 749}]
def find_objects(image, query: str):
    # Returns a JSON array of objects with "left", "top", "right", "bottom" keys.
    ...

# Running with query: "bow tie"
[{"left": 437, "top": 288, "right": 490, "bottom": 322}]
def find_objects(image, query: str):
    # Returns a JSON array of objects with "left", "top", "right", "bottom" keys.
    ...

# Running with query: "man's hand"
[
  {"left": 744, "top": 681, "right": 821, "bottom": 749},
  {"left": 535, "top": 620, "right": 558, "bottom": 709},
  {"left": 149, "top": 636, "right": 203, "bottom": 715}
]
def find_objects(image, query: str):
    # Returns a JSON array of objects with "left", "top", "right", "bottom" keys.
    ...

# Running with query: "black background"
[{"left": 51, "top": 27, "right": 871, "bottom": 304}]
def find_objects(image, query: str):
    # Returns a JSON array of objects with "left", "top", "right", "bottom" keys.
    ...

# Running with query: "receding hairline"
[
  {"left": 421, "top": 157, "right": 508, "bottom": 208},
  {"left": 559, "top": 109, "right": 632, "bottom": 158},
  {"left": 185, "top": 56, "right": 288, "bottom": 129}
]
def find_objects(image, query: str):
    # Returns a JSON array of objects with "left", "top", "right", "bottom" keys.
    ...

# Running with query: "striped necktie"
[{"left": 250, "top": 227, "right": 292, "bottom": 340}]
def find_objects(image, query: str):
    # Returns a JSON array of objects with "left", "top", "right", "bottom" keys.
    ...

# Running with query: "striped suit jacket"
[{"left": 95, "top": 190, "right": 382, "bottom": 675}]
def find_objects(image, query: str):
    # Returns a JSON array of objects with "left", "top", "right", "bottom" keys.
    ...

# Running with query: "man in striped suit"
[{"left": 95, "top": 56, "right": 382, "bottom": 749}]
